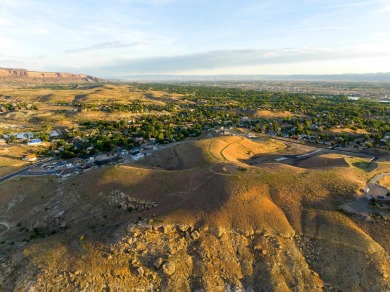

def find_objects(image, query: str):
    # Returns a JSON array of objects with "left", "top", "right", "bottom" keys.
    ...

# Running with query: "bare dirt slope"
[
  {"left": 240, "top": 109, "right": 302, "bottom": 118},
  {"left": 0, "top": 137, "right": 389, "bottom": 291}
]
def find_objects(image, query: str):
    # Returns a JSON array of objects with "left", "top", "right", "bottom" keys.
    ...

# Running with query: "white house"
[
  {"left": 131, "top": 152, "right": 146, "bottom": 161},
  {"left": 23, "top": 154, "right": 37, "bottom": 162},
  {"left": 50, "top": 130, "right": 60, "bottom": 138},
  {"left": 3, "top": 132, "right": 35, "bottom": 139},
  {"left": 120, "top": 150, "right": 128, "bottom": 155},
  {"left": 18, "top": 132, "right": 35, "bottom": 139},
  {"left": 27, "top": 139, "right": 41, "bottom": 146}
]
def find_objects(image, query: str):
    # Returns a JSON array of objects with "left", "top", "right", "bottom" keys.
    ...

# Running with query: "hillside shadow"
[
  {"left": 352, "top": 161, "right": 379, "bottom": 172},
  {"left": 73, "top": 94, "right": 88, "bottom": 103},
  {"left": 37, "top": 141, "right": 233, "bottom": 245},
  {"left": 243, "top": 154, "right": 292, "bottom": 166},
  {"left": 137, "top": 142, "right": 210, "bottom": 170},
  {"left": 37, "top": 94, "right": 53, "bottom": 102}
]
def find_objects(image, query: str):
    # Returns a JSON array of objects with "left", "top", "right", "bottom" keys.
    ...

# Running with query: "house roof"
[
  {"left": 28, "top": 139, "right": 41, "bottom": 143},
  {"left": 25, "top": 154, "right": 37, "bottom": 159},
  {"left": 50, "top": 130, "right": 60, "bottom": 137}
]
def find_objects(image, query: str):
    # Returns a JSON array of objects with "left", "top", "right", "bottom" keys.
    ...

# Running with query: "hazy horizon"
[{"left": 1, "top": 0, "right": 390, "bottom": 78}]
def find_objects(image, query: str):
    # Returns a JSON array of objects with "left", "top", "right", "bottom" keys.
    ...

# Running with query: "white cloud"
[
  {"left": 65, "top": 41, "right": 144, "bottom": 53},
  {"left": 270, "top": 26, "right": 348, "bottom": 33},
  {"left": 375, "top": 5, "right": 390, "bottom": 12},
  {"left": 0, "top": 59, "right": 38, "bottom": 69},
  {"left": 84, "top": 48, "right": 390, "bottom": 76},
  {"left": 0, "top": 17, "right": 12, "bottom": 26},
  {"left": 114, "top": 0, "right": 178, "bottom": 5}
]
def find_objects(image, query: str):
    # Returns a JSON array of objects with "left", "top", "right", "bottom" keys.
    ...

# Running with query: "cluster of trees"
[
  {"left": 75, "top": 100, "right": 168, "bottom": 113},
  {"left": 135, "top": 83, "right": 390, "bottom": 138},
  {"left": 0, "top": 102, "right": 38, "bottom": 111},
  {"left": 33, "top": 83, "right": 390, "bottom": 158},
  {"left": 81, "top": 113, "right": 202, "bottom": 144}
]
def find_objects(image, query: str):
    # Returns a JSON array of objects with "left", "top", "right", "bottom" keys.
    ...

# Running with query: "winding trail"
[
  {"left": 369, "top": 172, "right": 390, "bottom": 185},
  {"left": 208, "top": 139, "right": 219, "bottom": 161},
  {"left": 0, "top": 221, "right": 10, "bottom": 234},
  {"left": 219, "top": 137, "right": 244, "bottom": 161}
]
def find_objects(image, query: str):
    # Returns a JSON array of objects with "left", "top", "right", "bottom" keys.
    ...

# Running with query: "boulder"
[
  {"left": 153, "top": 258, "right": 164, "bottom": 269},
  {"left": 162, "top": 262, "right": 176, "bottom": 276},
  {"left": 190, "top": 231, "right": 200, "bottom": 240},
  {"left": 253, "top": 243, "right": 262, "bottom": 250},
  {"left": 136, "top": 267, "right": 144, "bottom": 277},
  {"left": 177, "top": 224, "right": 188, "bottom": 232},
  {"left": 162, "top": 225, "right": 173, "bottom": 234},
  {"left": 213, "top": 227, "right": 225, "bottom": 238}
]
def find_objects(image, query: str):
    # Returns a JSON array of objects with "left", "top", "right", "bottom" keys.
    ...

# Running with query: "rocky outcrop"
[
  {"left": 4, "top": 219, "right": 388, "bottom": 291},
  {"left": 109, "top": 189, "right": 158, "bottom": 212}
]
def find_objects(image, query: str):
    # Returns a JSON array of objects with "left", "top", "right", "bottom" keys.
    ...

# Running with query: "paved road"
[
  {"left": 0, "top": 141, "right": 184, "bottom": 183},
  {"left": 366, "top": 173, "right": 390, "bottom": 198},
  {"left": 266, "top": 134, "right": 376, "bottom": 161},
  {"left": 369, "top": 172, "right": 390, "bottom": 185},
  {"left": 0, "top": 157, "right": 55, "bottom": 184},
  {"left": 341, "top": 197, "right": 373, "bottom": 217},
  {"left": 340, "top": 172, "right": 390, "bottom": 217}
]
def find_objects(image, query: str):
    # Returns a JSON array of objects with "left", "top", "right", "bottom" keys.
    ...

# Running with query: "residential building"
[
  {"left": 23, "top": 154, "right": 37, "bottom": 162},
  {"left": 27, "top": 139, "right": 41, "bottom": 146},
  {"left": 131, "top": 152, "right": 146, "bottom": 161}
]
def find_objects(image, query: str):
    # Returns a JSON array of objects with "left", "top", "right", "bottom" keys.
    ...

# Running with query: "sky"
[{"left": 1, "top": 0, "right": 390, "bottom": 77}]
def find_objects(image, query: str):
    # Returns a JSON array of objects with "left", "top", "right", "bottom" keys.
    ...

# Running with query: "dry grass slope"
[
  {"left": 139, "top": 136, "right": 286, "bottom": 170},
  {"left": 0, "top": 137, "right": 389, "bottom": 291},
  {"left": 378, "top": 175, "right": 390, "bottom": 188}
]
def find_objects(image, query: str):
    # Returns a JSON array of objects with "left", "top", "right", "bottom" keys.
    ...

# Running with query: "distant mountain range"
[
  {"left": 2, "top": 67, "right": 390, "bottom": 83},
  {"left": 0, "top": 67, "right": 101, "bottom": 83},
  {"left": 124, "top": 72, "right": 390, "bottom": 82}
]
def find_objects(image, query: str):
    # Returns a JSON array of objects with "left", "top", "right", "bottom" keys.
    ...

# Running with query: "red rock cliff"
[{"left": 0, "top": 68, "right": 100, "bottom": 82}]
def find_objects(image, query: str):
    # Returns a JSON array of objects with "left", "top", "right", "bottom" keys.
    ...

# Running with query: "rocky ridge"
[{"left": 0, "top": 67, "right": 100, "bottom": 83}]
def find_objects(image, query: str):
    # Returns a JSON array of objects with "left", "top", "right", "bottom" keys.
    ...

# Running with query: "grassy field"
[
  {"left": 0, "top": 84, "right": 186, "bottom": 132},
  {"left": 0, "top": 85, "right": 184, "bottom": 105},
  {"left": 240, "top": 109, "right": 303, "bottom": 118},
  {"left": 0, "top": 146, "right": 31, "bottom": 176},
  {"left": 0, "top": 144, "right": 50, "bottom": 177}
]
